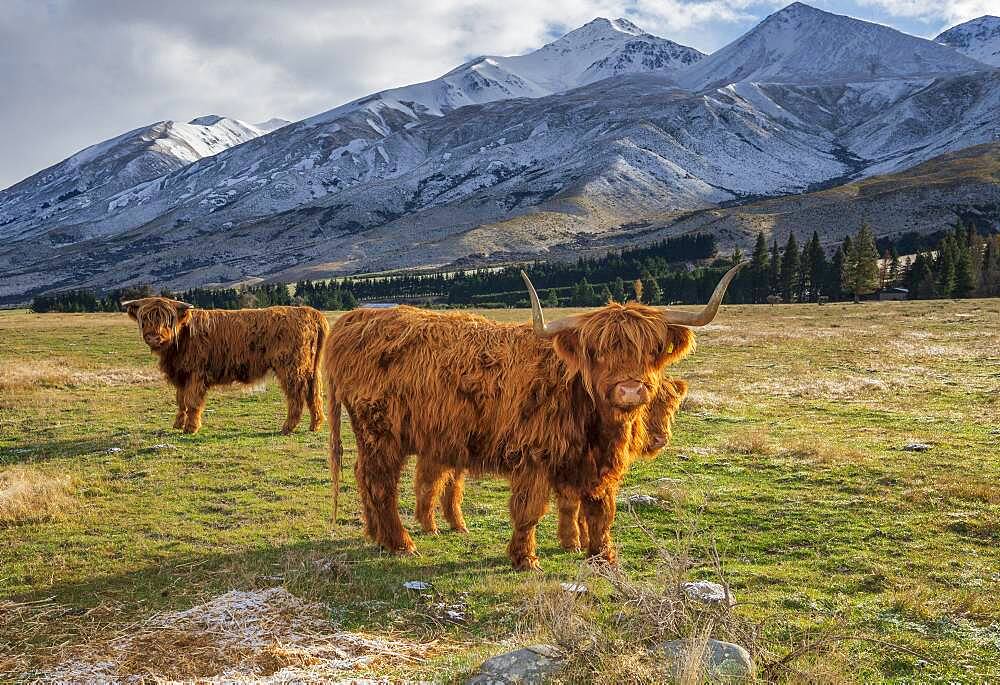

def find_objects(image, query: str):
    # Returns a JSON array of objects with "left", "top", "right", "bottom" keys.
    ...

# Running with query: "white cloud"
[
  {"left": 0, "top": 0, "right": 944, "bottom": 188},
  {"left": 856, "top": 0, "right": 996, "bottom": 25}
]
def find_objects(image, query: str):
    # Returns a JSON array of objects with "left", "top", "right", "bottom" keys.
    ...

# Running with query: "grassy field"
[{"left": 1, "top": 301, "right": 998, "bottom": 682}]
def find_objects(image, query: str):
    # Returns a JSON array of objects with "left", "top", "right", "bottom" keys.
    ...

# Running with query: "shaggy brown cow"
[
  {"left": 123, "top": 297, "right": 329, "bottom": 435},
  {"left": 412, "top": 376, "right": 689, "bottom": 549},
  {"left": 325, "top": 262, "right": 743, "bottom": 569}
]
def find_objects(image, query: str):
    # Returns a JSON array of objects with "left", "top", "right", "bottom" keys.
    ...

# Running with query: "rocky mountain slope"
[
  {"left": 0, "top": 116, "right": 285, "bottom": 245},
  {"left": 0, "top": 3, "right": 997, "bottom": 303},
  {"left": 936, "top": 15, "right": 1000, "bottom": 67}
]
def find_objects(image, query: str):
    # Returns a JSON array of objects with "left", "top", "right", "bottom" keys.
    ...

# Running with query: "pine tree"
[
  {"left": 781, "top": 233, "right": 800, "bottom": 301},
  {"left": 841, "top": 223, "right": 879, "bottom": 303},
  {"left": 611, "top": 277, "right": 626, "bottom": 303},
  {"left": 769, "top": 240, "right": 781, "bottom": 295},
  {"left": 804, "top": 231, "right": 827, "bottom": 302},
  {"left": 750, "top": 232, "right": 769, "bottom": 303},
  {"left": 830, "top": 247, "right": 845, "bottom": 300},
  {"left": 644, "top": 273, "right": 663, "bottom": 305},
  {"left": 342, "top": 290, "right": 358, "bottom": 309},
  {"left": 954, "top": 248, "right": 975, "bottom": 298},
  {"left": 936, "top": 236, "right": 957, "bottom": 298},
  {"left": 545, "top": 288, "right": 560, "bottom": 307},
  {"left": 908, "top": 253, "right": 936, "bottom": 299},
  {"left": 599, "top": 285, "right": 614, "bottom": 305},
  {"left": 888, "top": 247, "right": 900, "bottom": 287}
]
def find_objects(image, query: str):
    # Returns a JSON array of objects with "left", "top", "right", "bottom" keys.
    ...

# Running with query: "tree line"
[{"left": 27, "top": 223, "right": 1000, "bottom": 313}]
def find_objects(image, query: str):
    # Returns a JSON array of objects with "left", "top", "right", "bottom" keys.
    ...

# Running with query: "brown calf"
[{"left": 123, "top": 297, "right": 329, "bottom": 434}]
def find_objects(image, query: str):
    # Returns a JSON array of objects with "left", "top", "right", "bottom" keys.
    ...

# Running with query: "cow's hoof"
[
  {"left": 393, "top": 546, "right": 419, "bottom": 557},
  {"left": 451, "top": 525, "right": 470, "bottom": 534},
  {"left": 280, "top": 427, "right": 294, "bottom": 436},
  {"left": 420, "top": 526, "right": 439, "bottom": 535},
  {"left": 183, "top": 425, "right": 200, "bottom": 435},
  {"left": 512, "top": 557, "right": 542, "bottom": 572}
]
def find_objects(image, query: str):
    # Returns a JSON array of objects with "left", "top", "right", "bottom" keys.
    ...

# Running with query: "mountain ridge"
[{"left": 0, "top": 3, "right": 997, "bottom": 303}]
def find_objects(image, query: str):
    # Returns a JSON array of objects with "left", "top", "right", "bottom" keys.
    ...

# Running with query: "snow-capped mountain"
[
  {"left": 309, "top": 18, "right": 703, "bottom": 128},
  {"left": 0, "top": 116, "right": 275, "bottom": 243},
  {"left": 678, "top": 2, "right": 983, "bottom": 91},
  {"left": 936, "top": 15, "right": 1000, "bottom": 67},
  {"left": 1, "top": 3, "right": 998, "bottom": 303}
]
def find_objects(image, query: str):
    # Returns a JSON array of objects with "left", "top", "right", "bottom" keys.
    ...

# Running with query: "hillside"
[{"left": 1, "top": 3, "right": 998, "bottom": 302}]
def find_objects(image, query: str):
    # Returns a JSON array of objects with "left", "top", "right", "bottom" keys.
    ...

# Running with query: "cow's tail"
[
  {"left": 308, "top": 316, "right": 328, "bottom": 427},
  {"left": 327, "top": 384, "right": 344, "bottom": 526}
]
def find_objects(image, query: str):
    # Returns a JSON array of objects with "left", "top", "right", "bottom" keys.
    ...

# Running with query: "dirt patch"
[{"left": 29, "top": 587, "right": 434, "bottom": 683}]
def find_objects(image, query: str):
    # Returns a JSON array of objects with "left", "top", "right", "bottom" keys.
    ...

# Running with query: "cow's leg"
[
  {"left": 353, "top": 418, "right": 415, "bottom": 555},
  {"left": 577, "top": 505, "right": 590, "bottom": 550},
  {"left": 306, "top": 371, "right": 323, "bottom": 432},
  {"left": 441, "top": 471, "right": 469, "bottom": 533},
  {"left": 276, "top": 371, "right": 306, "bottom": 435},
  {"left": 173, "top": 386, "right": 187, "bottom": 430},
  {"left": 181, "top": 379, "right": 207, "bottom": 434},
  {"left": 507, "top": 466, "right": 549, "bottom": 571},
  {"left": 580, "top": 487, "right": 618, "bottom": 565},
  {"left": 413, "top": 459, "right": 448, "bottom": 534},
  {"left": 556, "top": 491, "right": 582, "bottom": 551}
]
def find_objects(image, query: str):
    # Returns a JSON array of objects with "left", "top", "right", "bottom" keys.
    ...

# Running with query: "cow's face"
[
  {"left": 551, "top": 304, "right": 694, "bottom": 414},
  {"left": 122, "top": 297, "right": 193, "bottom": 352},
  {"left": 521, "top": 261, "right": 745, "bottom": 418},
  {"left": 642, "top": 378, "right": 688, "bottom": 457}
]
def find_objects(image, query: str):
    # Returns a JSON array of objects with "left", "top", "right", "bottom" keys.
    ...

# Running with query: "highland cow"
[
  {"left": 325, "top": 263, "right": 744, "bottom": 570},
  {"left": 412, "top": 377, "right": 689, "bottom": 550},
  {"left": 122, "top": 297, "right": 329, "bottom": 435}
]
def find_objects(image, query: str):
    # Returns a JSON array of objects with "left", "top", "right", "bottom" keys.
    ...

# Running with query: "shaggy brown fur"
[
  {"left": 324, "top": 301, "right": 698, "bottom": 570},
  {"left": 124, "top": 298, "right": 329, "bottom": 435},
  {"left": 413, "top": 378, "right": 689, "bottom": 549}
]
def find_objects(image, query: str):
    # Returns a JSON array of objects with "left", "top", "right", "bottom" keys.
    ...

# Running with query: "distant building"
[{"left": 878, "top": 287, "right": 909, "bottom": 301}]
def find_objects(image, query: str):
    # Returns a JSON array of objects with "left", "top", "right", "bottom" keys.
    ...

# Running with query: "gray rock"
[
  {"left": 682, "top": 580, "right": 734, "bottom": 606},
  {"left": 466, "top": 644, "right": 563, "bottom": 684},
  {"left": 657, "top": 639, "right": 753, "bottom": 681},
  {"left": 403, "top": 580, "right": 432, "bottom": 591},
  {"left": 621, "top": 494, "right": 659, "bottom": 506},
  {"left": 903, "top": 442, "right": 932, "bottom": 452}
]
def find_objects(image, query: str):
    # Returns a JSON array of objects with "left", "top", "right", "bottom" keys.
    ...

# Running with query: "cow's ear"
[
  {"left": 669, "top": 378, "right": 689, "bottom": 402},
  {"left": 551, "top": 329, "right": 583, "bottom": 377},
  {"left": 654, "top": 325, "right": 696, "bottom": 368},
  {"left": 121, "top": 300, "right": 141, "bottom": 320},
  {"left": 172, "top": 301, "right": 194, "bottom": 324}
]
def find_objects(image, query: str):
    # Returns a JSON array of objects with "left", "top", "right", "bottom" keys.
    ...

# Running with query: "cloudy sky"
[{"left": 1, "top": 0, "right": 993, "bottom": 189}]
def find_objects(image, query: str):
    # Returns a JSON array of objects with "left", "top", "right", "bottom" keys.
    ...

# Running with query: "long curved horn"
[
  {"left": 521, "top": 270, "right": 583, "bottom": 338},
  {"left": 660, "top": 260, "right": 749, "bottom": 326}
]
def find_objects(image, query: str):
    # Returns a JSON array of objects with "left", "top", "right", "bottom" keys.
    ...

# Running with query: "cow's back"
[{"left": 323, "top": 306, "right": 556, "bottom": 468}]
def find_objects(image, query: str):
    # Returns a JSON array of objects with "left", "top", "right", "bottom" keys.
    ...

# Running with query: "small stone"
[
  {"left": 682, "top": 580, "right": 733, "bottom": 606},
  {"left": 657, "top": 639, "right": 753, "bottom": 681},
  {"left": 403, "top": 580, "right": 432, "bottom": 591},
  {"left": 903, "top": 442, "right": 932, "bottom": 452},
  {"left": 106, "top": 447, "right": 122, "bottom": 454},
  {"left": 466, "top": 644, "right": 562, "bottom": 685},
  {"left": 560, "top": 582, "right": 588, "bottom": 594},
  {"left": 622, "top": 494, "right": 658, "bottom": 506}
]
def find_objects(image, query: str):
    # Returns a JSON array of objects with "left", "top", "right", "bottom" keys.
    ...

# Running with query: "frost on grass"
[
  {"left": 33, "top": 587, "right": 433, "bottom": 684},
  {"left": 0, "top": 466, "right": 74, "bottom": 525}
]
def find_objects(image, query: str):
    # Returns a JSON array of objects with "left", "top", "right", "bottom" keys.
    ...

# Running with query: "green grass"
[{"left": 1, "top": 302, "right": 999, "bottom": 682}]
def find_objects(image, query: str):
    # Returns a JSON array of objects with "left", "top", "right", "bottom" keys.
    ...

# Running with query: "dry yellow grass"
[
  {"left": 0, "top": 466, "right": 75, "bottom": 526},
  {"left": 724, "top": 429, "right": 775, "bottom": 456},
  {"left": 0, "top": 359, "right": 160, "bottom": 392}
]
